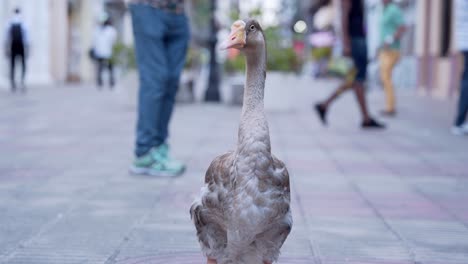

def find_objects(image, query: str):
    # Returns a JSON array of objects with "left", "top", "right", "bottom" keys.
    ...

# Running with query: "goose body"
[{"left": 190, "top": 19, "right": 292, "bottom": 264}]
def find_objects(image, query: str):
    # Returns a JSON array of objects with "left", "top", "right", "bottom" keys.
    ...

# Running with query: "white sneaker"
[
  {"left": 462, "top": 123, "right": 468, "bottom": 132},
  {"left": 451, "top": 126, "right": 466, "bottom": 136}
]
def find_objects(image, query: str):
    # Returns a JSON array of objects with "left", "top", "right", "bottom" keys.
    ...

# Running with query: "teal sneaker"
[
  {"left": 129, "top": 144, "right": 186, "bottom": 177},
  {"left": 149, "top": 144, "right": 186, "bottom": 177},
  {"left": 129, "top": 152, "right": 155, "bottom": 175}
]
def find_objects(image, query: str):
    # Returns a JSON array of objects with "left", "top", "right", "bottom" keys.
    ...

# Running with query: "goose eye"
[{"left": 250, "top": 25, "right": 255, "bottom": 31}]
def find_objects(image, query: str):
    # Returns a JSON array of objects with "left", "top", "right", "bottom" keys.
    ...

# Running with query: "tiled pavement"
[{"left": 0, "top": 78, "right": 467, "bottom": 264}]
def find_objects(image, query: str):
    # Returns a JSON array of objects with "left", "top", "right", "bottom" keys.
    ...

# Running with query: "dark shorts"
[{"left": 350, "top": 37, "right": 368, "bottom": 82}]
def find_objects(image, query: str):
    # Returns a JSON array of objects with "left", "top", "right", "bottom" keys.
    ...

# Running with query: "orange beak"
[{"left": 220, "top": 20, "right": 246, "bottom": 50}]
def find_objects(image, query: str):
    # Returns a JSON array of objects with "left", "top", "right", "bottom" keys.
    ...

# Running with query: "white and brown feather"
[{"left": 190, "top": 19, "right": 291, "bottom": 264}]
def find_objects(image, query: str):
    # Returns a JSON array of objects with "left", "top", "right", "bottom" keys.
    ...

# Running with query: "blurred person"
[
  {"left": 378, "top": 0, "right": 405, "bottom": 116},
  {"left": 128, "top": 0, "right": 189, "bottom": 176},
  {"left": 309, "top": 0, "right": 335, "bottom": 78},
  {"left": 314, "top": 0, "right": 385, "bottom": 129},
  {"left": 3, "top": 8, "right": 29, "bottom": 93},
  {"left": 92, "top": 18, "right": 117, "bottom": 89},
  {"left": 452, "top": 0, "right": 468, "bottom": 136}
]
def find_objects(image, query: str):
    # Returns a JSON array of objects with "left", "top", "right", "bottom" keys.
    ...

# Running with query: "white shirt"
[
  {"left": 3, "top": 14, "right": 29, "bottom": 47},
  {"left": 455, "top": 0, "right": 468, "bottom": 51},
  {"left": 93, "top": 25, "right": 117, "bottom": 59}
]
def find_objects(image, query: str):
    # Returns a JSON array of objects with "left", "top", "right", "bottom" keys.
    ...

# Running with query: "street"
[{"left": 0, "top": 78, "right": 467, "bottom": 264}]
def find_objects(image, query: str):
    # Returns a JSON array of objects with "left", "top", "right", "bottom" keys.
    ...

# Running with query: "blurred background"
[{"left": 0, "top": 0, "right": 462, "bottom": 100}]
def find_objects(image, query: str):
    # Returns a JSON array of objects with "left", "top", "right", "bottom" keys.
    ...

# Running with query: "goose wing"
[{"left": 190, "top": 151, "right": 234, "bottom": 259}]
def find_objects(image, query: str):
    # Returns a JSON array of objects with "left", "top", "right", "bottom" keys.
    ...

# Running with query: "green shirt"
[{"left": 380, "top": 3, "right": 404, "bottom": 49}]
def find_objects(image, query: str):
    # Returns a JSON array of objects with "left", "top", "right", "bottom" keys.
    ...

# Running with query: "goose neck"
[{"left": 242, "top": 48, "right": 267, "bottom": 115}]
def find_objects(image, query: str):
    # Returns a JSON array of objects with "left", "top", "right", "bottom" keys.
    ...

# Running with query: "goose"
[{"left": 190, "top": 19, "right": 292, "bottom": 264}]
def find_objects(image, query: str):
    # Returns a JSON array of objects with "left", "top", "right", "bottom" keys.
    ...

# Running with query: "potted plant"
[{"left": 263, "top": 27, "right": 304, "bottom": 111}]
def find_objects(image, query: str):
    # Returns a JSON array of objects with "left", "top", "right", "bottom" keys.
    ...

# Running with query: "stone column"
[
  {"left": 49, "top": 0, "right": 68, "bottom": 83},
  {"left": 0, "top": 2, "right": 12, "bottom": 89},
  {"left": 19, "top": 0, "right": 52, "bottom": 85},
  {"left": 79, "top": 0, "right": 105, "bottom": 83}
]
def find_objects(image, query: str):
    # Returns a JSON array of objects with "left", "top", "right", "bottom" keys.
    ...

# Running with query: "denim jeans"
[
  {"left": 130, "top": 4, "right": 189, "bottom": 157},
  {"left": 455, "top": 51, "right": 468, "bottom": 127}
]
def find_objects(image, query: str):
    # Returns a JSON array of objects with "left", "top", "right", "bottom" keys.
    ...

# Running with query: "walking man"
[
  {"left": 379, "top": 0, "right": 405, "bottom": 116},
  {"left": 3, "top": 8, "right": 29, "bottom": 93},
  {"left": 128, "top": 0, "right": 189, "bottom": 176},
  {"left": 452, "top": 0, "right": 468, "bottom": 135},
  {"left": 93, "top": 18, "right": 117, "bottom": 89},
  {"left": 315, "top": 0, "right": 385, "bottom": 129}
]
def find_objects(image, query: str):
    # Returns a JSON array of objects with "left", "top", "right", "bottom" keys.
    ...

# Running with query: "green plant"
[
  {"left": 184, "top": 47, "right": 202, "bottom": 69},
  {"left": 264, "top": 27, "right": 303, "bottom": 72},
  {"left": 224, "top": 54, "right": 245, "bottom": 73},
  {"left": 112, "top": 42, "right": 136, "bottom": 70},
  {"left": 267, "top": 46, "right": 302, "bottom": 72}
]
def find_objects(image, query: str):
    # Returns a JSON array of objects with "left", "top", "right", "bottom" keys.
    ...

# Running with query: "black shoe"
[
  {"left": 362, "top": 118, "right": 386, "bottom": 129},
  {"left": 314, "top": 103, "right": 327, "bottom": 125}
]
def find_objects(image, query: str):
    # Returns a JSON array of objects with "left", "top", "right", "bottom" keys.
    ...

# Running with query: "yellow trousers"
[{"left": 379, "top": 49, "right": 400, "bottom": 112}]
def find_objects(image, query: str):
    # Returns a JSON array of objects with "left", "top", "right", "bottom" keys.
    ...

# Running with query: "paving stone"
[{"left": 0, "top": 81, "right": 467, "bottom": 263}]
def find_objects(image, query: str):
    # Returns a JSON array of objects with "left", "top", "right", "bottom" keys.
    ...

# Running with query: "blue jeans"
[
  {"left": 455, "top": 51, "right": 468, "bottom": 127},
  {"left": 130, "top": 4, "right": 189, "bottom": 157}
]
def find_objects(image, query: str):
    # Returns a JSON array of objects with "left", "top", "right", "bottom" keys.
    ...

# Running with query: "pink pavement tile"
[
  {"left": 337, "top": 161, "right": 390, "bottom": 175},
  {"left": 322, "top": 260, "right": 413, "bottom": 264},
  {"left": 368, "top": 193, "right": 453, "bottom": 221},
  {"left": 115, "top": 253, "right": 316, "bottom": 264}
]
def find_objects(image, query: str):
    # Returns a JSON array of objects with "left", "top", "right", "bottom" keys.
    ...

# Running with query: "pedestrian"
[
  {"left": 128, "top": 0, "right": 189, "bottom": 176},
  {"left": 378, "top": 0, "right": 405, "bottom": 116},
  {"left": 452, "top": 0, "right": 468, "bottom": 136},
  {"left": 92, "top": 18, "right": 117, "bottom": 89},
  {"left": 3, "top": 8, "right": 29, "bottom": 93},
  {"left": 314, "top": 0, "right": 385, "bottom": 129},
  {"left": 309, "top": 0, "right": 335, "bottom": 78}
]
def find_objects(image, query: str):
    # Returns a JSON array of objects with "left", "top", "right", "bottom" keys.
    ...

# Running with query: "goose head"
[{"left": 221, "top": 19, "right": 265, "bottom": 54}]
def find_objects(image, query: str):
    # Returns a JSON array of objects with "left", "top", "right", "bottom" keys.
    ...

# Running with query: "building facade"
[
  {"left": 0, "top": 0, "right": 129, "bottom": 90},
  {"left": 415, "top": 0, "right": 462, "bottom": 99},
  {"left": 327, "top": 0, "right": 462, "bottom": 100}
]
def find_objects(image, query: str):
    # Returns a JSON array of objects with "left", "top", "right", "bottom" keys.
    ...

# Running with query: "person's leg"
[
  {"left": 379, "top": 50, "right": 392, "bottom": 112},
  {"left": 321, "top": 81, "right": 353, "bottom": 108},
  {"left": 350, "top": 38, "right": 385, "bottom": 128},
  {"left": 97, "top": 58, "right": 104, "bottom": 88},
  {"left": 20, "top": 52, "right": 26, "bottom": 91},
  {"left": 108, "top": 59, "right": 115, "bottom": 88},
  {"left": 351, "top": 38, "right": 371, "bottom": 122},
  {"left": 130, "top": 4, "right": 168, "bottom": 157},
  {"left": 314, "top": 81, "right": 353, "bottom": 125},
  {"left": 158, "top": 13, "right": 190, "bottom": 143},
  {"left": 454, "top": 51, "right": 468, "bottom": 127},
  {"left": 314, "top": 47, "right": 352, "bottom": 123},
  {"left": 351, "top": 80, "right": 370, "bottom": 122},
  {"left": 379, "top": 49, "right": 400, "bottom": 113},
  {"left": 10, "top": 53, "right": 16, "bottom": 92}
]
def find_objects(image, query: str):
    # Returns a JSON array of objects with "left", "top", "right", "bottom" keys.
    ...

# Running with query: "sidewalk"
[{"left": 0, "top": 79, "right": 467, "bottom": 264}]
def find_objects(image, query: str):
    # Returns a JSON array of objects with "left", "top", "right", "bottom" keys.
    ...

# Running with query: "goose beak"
[{"left": 220, "top": 20, "right": 246, "bottom": 50}]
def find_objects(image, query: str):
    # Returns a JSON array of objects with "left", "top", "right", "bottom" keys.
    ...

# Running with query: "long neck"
[
  {"left": 237, "top": 45, "right": 271, "bottom": 155},
  {"left": 242, "top": 47, "right": 267, "bottom": 115}
]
